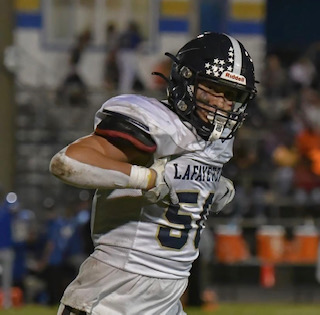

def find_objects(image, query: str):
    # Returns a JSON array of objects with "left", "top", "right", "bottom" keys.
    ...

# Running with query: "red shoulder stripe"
[{"left": 95, "top": 128, "right": 157, "bottom": 153}]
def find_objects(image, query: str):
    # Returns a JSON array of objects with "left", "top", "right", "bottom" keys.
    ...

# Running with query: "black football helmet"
[{"left": 163, "top": 32, "right": 257, "bottom": 141}]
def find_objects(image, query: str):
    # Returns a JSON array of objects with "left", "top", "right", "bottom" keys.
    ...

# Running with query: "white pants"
[
  {"left": 117, "top": 50, "right": 139, "bottom": 94},
  {"left": 58, "top": 256, "right": 187, "bottom": 315}
]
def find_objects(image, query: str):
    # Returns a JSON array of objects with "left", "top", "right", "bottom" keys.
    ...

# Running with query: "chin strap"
[
  {"left": 208, "top": 117, "right": 225, "bottom": 141},
  {"left": 208, "top": 108, "right": 241, "bottom": 141},
  {"left": 208, "top": 109, "right": 231, "bottom": 141}
]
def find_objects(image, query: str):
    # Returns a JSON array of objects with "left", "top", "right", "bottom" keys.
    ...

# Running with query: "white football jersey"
[{"left": 91, "top": 94, "right": 234, "bottom": 279}]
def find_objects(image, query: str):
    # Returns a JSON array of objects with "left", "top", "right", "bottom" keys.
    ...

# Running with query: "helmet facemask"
[{"left": 193, "top": 76, "right": 252, "bottom": 141}]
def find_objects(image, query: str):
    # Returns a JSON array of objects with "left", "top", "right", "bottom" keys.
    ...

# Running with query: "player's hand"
[
  {"left": 210, "top": 176, "right": 235, "bottom": 213},
  {"left": 144, "top": 158, "right": 179, "bottom": 204}
]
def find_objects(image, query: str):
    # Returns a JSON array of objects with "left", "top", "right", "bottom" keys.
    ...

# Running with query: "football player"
[{"left": 50, "top": 32, "right": 256, "bottom": 315}]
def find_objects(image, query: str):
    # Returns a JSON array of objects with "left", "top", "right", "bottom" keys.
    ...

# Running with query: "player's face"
[{"left": 195, "top": 81, "right": 249, "bottom": 124}]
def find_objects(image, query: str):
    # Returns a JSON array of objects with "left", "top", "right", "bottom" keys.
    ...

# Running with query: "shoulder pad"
[{"left": 95, "top": 110, "right": 157, "bottom": 153}]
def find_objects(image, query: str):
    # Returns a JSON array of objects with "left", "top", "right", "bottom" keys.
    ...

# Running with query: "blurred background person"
[
  {"left": 117, "top": 21, "right": 144, "bottom": 93},
  {"left": 0, "top": 191, "right": 15, "bottom": 309},
  {"left": 293, "top": 87, "right": 320, "bottom": 206},
  {"left": 262, "top": 54, "right": 290, "bottom": 101},
  {"left": 11, "top": 203, "right": 37, "bottom": 299},
  {"left": 36, "top": 204, "right": 79, "bottom": 306},
  {"left": 64, "top": 196, "right": 92, "bottom": 273},
  {"left": 56, "top": 29, "right": 92, "bottom": 106},
  {"left": 103, "top": 23, "right": 119, "bottom": 90},
  {"left": 288, "top": 56, "right": 316, "bottom": 91}
]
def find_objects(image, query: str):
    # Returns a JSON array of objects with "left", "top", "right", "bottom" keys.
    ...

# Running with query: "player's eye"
[
  {"left": 198, "top": 81, "right": 250, "bottom": 103},
  {"left": 224, "top": 90, "right": 237, "bottom": 101}
]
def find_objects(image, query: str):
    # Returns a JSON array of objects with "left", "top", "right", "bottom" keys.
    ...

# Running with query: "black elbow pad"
[{"left": 95, "top": 110, "right": 157, "bottom": 153}]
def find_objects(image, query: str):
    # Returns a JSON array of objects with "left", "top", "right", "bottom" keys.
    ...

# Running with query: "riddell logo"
[{"left": 221, "top": 71, "right": 246, "bottom": 85}]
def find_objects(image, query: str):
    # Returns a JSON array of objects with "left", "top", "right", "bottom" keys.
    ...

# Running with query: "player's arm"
[{"left": 49, "top": 111, "right": 159, "bottom": 190}]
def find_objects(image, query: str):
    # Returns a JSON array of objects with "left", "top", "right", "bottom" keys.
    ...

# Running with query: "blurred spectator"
[
  {"left": 272, "top": 139, "right": 298, "bottom": 197},
  {"left": 269, "top": 87, "right": 320, "bottom": 211},
  {"left": 198, "top": 227, "right": 218, "bottom": 311},
  {"left": 289, "top": 56, "right": 315, "bottom": 90},
  {"left": 294, "top": 134, "right": 320, "bottom": 194},
  {"left": 57, "top": 29, "right": 91, "bottom": 106},
  {"left": 117, "top": 21, "right": 144, "bottom": 93},
  {"left": 64, "top": 198, "right": 92, "bottom": 272},
  {"left": 262, "top": 54, "right": 290, "bottom": 99},
  {"left": 182, "top": 227, "right": 217, "bottom": 310},
  {"left": 103, "top": 23, "right": 119, "bottom": 90},
  {"left": 306, "top": 41, "right": 320, "bottom": 89},
  {"left": 299, "top": 87, "right": 320, "bottom": 134},
  {"left": 11, "top": 205, "right": 37, "bottom": 297},
  {"left": 0, "top": 192, "right": 15, "bottom": 309},
  {"left": 37, "top": 206, "right": 78, "bottom": 305}
]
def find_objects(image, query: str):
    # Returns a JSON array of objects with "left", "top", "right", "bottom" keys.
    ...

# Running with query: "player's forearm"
[{"left": 49, "top": 147, "right": 156, "bottom": 190}]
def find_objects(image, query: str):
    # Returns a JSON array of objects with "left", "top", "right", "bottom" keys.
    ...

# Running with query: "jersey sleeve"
[{"left": 94, "top": 109, "right": 157, "bottom": 153}]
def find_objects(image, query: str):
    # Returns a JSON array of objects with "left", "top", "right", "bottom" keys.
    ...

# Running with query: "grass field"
[{"left": 1, "top": 303, "right": 320, "bottom": 315}]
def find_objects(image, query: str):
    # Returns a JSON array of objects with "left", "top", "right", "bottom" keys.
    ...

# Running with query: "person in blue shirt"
[
  {"left": 11, "top": 207, "right": 37, "bottom": 294},
  {"left": 0, "top": 192, "right": 15, "bottom": 309},
  {"left": 38, "top": 204, "right": 86, "bottom": 305}
]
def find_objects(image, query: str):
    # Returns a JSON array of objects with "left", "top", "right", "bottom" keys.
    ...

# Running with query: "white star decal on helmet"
[{"left": 202, "top": 45, "right": 237, "bottom": 78}]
